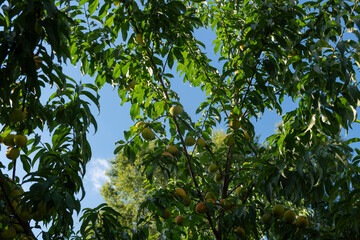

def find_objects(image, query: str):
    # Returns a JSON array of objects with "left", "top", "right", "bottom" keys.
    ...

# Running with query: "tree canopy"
[{"left": 1, "top": 0, "right": 360, "bottom": 239}]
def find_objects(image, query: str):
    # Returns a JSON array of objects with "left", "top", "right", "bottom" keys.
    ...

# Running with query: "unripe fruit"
[
  {"left": 272, "top": 204, "right": 285, "bottom": 218},
  {"left": 297, "top": 216, "right": 309, "bottom": 227},
  {"left": 225, "top": 200, "right": 234, "bottom": 210},
  {"left": 175, "top": 215, "right": 185, "bottom": 226},
  {"left": 14, "top": 135, "right": 27, "bottom": 148},
  {"left": 220, "top": 199, "right": 233, "bottom": 210},
  {"left": 11, "top": 108, "right": 24, "bottom": 122},
  {"left": 135, "top": 33, "right": 145, "bottom": 46},
  {"left": 283, "top": 210, "right": 296, "bottom": 223},
  {"left": 6, "top": 147, "right": 20, "bottom": 160},
  {"left": 169, "top": 105, "right": 183, "bottom": 116},
  {"left": 166, "top": 145, "right": 178, "bottom": 154},
  {"left": 185, "top": 135, "right": 196, "bottom": 146},
  {"left": 141, "top": 128, "right": 154, "bottom": 140},
  {"left": 6, "top": 177, "right": 16, "bottom": 187},
  {"left": 197, "top": 138, "right": 206, "bottom": 147},
  {"left": 229, "top": 119, "right": 241, "bottom": 130},
  {"left": 2, "top": 134, "right": 15, "bottom": 146},
  {"left": 204, "top": 192, "right": 217, "bottom": 204},
  {"left": 234, "top": 227, "right": 245, "bottom": 238},
  {"left": 15, "top": 202, "right": 35, "bottom": 222},
  {"left": 10, "top": 187, "right": 24, "bottom": 199},
  {"left": 261, "top": 212, "right": 271, "bottom": 225},
  {"left": 214, "top": 173, "right": 222, "bottom": 182},
  {"left": 223, "top": 134, "right": 234, "bottom": 146},
  {"left": 208, "top": 164, "right": 218, "bottom": 174},
  {"left": 162, "top": 208, "right": 171, "bottom": 219},
  {"left": 195, "top": 202, "right": 207, "bottom": 214},
  {"left": 175, "top": 188, "right": 186, "bottom": 200}
]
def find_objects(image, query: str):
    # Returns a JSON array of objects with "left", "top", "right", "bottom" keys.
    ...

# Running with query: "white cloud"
[{"left": 84, "top": 158, "right": 111, "bottom": 192}]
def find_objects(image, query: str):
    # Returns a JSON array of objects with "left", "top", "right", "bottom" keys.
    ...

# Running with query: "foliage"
[
  {"left": 0, "top": 0, "right": 98, "bottom": 239},
  {"left": 1, "top": 0, "right": 360, "bottom": 239},
  {"left": 72, "top": 0, "right": 360, "bottom": 239}
]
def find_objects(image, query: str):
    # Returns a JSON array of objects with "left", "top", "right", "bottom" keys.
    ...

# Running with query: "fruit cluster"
[
  {"left": 159, "top": 187, "right": 190, "bottom": 226},
  {"left": 0, "top": 215, "right": 33, "bottom": 240},
  {"left": 228, "top": 115, "right": 251, "bottom": 141},
  {"left": 2, "top": 133, "right": 27, "bottom": 160},
  {"left": 160, "top": 188, "right": 310, "bottom": 238},
  {"left": 1, "top": 108, "right": 28, "bottom": 161},
  {"left": 135, "top": 107, "right": 255, "bottom": 238},
  {"left": 137, "top": 108, "right": 256, "bottom": 238},
  {"left": 136, "top": 105, "right": 208, "bottom": 152},
  {"left": 158, "top": 187, "right": 248, "bottom": 238},
  {"left": 261, "top": 204, "right": 309, "bottom": 228},
  {"left": 0, "top": 178, "right": 52, "bottom": 239}
]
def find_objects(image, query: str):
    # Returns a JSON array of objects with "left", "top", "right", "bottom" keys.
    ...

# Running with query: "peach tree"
[
  {"left": 1, "top": 0, "right": 360, "bottom": 240},
  {"left": 71, "top": 0, "right": 360, "bottom": 239}
]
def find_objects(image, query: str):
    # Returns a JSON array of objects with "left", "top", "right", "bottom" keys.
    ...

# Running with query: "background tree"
[
  {"left": 101, "top": 151, "right": 151, "bottom": 229},
  {"left": 101, "top": 142, "right": 168, "bottom": 230}
]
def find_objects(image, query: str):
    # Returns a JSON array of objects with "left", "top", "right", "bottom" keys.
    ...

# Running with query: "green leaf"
[{"left": 88, "top": 0, "right": 99, "bottom": 16}]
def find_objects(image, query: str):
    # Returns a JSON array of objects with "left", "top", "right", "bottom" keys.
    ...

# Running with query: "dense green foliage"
[
  {"left": 0, "top": 0, "right": 99, "bottom": 239},
  {"left": 1, "top": 0, "right": 360, "bottom": 239}
]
